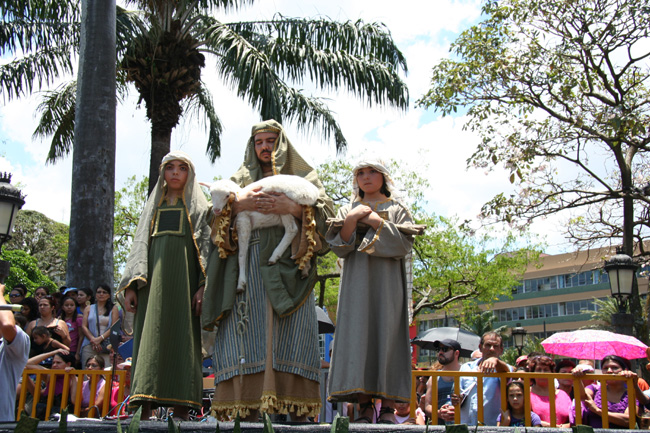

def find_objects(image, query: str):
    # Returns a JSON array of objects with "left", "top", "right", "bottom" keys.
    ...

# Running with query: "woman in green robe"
[{"left": 118, "top": 151, "right": 211, "bottom": 420}]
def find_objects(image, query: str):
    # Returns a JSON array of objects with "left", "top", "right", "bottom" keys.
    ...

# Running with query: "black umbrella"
[
  {"left": 411, "top": 327, "right": 480, "bottom": 358},
  {"left": 316, "top": 306, "right": 335, "bottom": 334}
]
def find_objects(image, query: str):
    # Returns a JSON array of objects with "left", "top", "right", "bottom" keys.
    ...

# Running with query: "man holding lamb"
[{"left": 202, "top": 119, "right": 334, "bottom": 421}]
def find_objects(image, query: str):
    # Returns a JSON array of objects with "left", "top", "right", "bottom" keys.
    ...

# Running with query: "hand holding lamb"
[{"left": 205, "top": 175, "right": 319, "bottom": 292}]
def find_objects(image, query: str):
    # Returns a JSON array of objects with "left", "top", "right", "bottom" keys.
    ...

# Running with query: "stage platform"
[{"left": 0, "top": 420, "right": 642, "bottom": 433}]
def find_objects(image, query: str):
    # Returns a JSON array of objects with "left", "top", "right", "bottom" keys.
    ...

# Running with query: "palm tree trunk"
[
  {"left": 148, "top": 128, "right": 172, "bottom": 194},
  {"left": 67, "top": 0, "right": 116, "bottom": 288}
]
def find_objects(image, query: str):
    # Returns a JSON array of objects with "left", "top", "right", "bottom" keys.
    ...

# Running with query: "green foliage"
[
  {"left": 114, "top": 175, "right": 148, "bottom": 280},
  {"left": 501, "top": 336, "right": 548, "bottom": 366},
  {"left": 582, "top": 297, "right": 622, "bottom": 332},
  {"left": 331, "top": 414, "right": 350, "bottom": 433},
  {"left": 15, "top": 412, "right": 39, "bottom": 433},
  {"left": 58, "top": 408, "right": 67, "bottom": 433},
  {"left": 460, "top": 309, "right": 508, "bottom": 340},
  {"left": 262, "top": 413, "right": 275, "bottom": 433},
  {"left": 412, "top": 215, "right": 538, "bottom": 317},
  {"left": 5, "top": 209, "right": 68, "bottom": 285},
  {"left": 1, "top": 249, "right": 57, "bottom": 294}
]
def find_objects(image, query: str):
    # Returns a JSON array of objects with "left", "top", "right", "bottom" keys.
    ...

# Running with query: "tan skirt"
[{"left": 211, "top": 298, "right": 321, "bottom": 419}]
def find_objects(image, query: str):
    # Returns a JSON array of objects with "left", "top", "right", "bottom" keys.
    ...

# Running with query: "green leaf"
[
  {"left": 127, "top": 406, "right": 143, "bottom": 433},
  {"left": 15, "top": 412, "right": 39, "bottom": 433},
  {"left": 330, "top": 414, "right": 350, "bottom": 433},
  {"left": 263, "top": 413, "right": 275, "bottom": 433},
  {"left": 59, "top": 408, "right": 68, "bottom": 433},
  {"left": 168, "top": 415, "right": 180, "bottom": 433}
]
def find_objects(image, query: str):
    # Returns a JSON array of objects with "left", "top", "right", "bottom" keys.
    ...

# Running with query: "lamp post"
[
  {"left": 604, "top": 250, "right": 637, "bottom": 336},
  {"left": 0, "top": 173, "right": 25, "bottom": 283},
  {"left": 512, "top": 323, "right": 527, "bottom": 356}
]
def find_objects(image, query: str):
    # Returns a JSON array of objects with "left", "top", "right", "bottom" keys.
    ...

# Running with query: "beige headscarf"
[
  {"left": 117, "top": 150, "right": 211, "bottom": 294},
  {"left": 350, "top": 158, "right": 404, "bottom": 205}
]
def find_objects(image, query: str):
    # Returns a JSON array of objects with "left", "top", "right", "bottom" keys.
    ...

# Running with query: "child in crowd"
[
  {"left": 326, "top": 159, "right": 415, "bottom": 424},
  {"left": 59, "top": 295, "right": 83, "bottom": 367},
  {"left": 30, "top": 326, "right": 69, "bottom": 368},
  {"left": 497, "top": 381, "right": 542, "bottom": 427}
]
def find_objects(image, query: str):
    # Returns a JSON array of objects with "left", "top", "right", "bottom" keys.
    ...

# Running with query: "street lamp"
[
  {"left": 604, "top": 251, "right": 637, "bottom": 336},
  {"left": 512, "top": 323, "right": 527, "bottom": 356},
  {"left": 0, "top": 173, "right": 25, "bottom": 283}
]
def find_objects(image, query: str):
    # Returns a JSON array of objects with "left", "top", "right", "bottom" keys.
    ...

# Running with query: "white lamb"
[{"left": 206, "top": 175, "right": 319, "bottom": 292}]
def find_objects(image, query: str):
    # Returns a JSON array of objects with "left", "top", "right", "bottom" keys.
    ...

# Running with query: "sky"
[{"left": 0, "top": 0, "right": 575, "bottom": 254}]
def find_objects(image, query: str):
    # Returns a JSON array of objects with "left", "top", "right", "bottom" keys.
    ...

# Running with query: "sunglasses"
[
  {"left": 437, "top": 346, "right": 453, "bottom": 353},
  {"left": 9, "top": 293, "right": 21, "bottom": 298}
]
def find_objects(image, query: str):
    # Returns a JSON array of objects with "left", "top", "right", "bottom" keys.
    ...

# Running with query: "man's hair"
[
  {"left": 480, "top": 331, "right": 503, "bottom": 347},
  {"left": 32, "top": 326, "right": 51, "bottom": 338}
]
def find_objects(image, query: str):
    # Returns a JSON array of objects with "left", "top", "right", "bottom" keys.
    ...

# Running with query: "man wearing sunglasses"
[{"left": 420, "top": 338, "right": 461, "bottom": 424}]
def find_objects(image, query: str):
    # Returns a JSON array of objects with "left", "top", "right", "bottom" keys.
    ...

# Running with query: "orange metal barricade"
[
  {"left": 17, "top": 368, "right": 127, "bottom": 420},
  {"left": 411, "top": 370, "right": 638, "bottom": 429}
]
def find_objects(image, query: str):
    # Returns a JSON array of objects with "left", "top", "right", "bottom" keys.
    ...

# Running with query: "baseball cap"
[{"left": 433, "top": 339, "right": 461, "bottom": 352}]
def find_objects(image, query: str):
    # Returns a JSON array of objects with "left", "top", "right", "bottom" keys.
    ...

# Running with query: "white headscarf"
[
  {"left": 117, "top": 150, "right": 211, "bottom": 294},
  {"left": 350, "top": 158, "right": 403, "bottom": 205}
]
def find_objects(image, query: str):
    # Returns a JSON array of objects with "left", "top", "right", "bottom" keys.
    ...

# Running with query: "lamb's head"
[{"left": 207, "top": 179, "right": 240, "bottom": 216}]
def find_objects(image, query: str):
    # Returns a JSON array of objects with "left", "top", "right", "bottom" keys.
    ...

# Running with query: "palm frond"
[
  {"left": 184, "top": 82, "right": 223, "bottom": 162},
  {"left": 0, "top": 19, "right": 78, "bottom": 56},
  {"left": 279, "top": 87, "right": 346, "bottom": 151},
  {"left": 227, "top": 16, "right": 408, "bottom": 72},
  {"left": 32, "top": 81, "right": 77, "bottom": 163},
  {"left": 0, "top": 45, "right": 77, "bottom": 100},
  {"left": 122, "top": 0, "right": 254, "bottom": 13}
]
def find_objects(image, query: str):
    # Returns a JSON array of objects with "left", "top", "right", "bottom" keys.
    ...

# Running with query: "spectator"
[
  {"left": 573, "top": 354, "right": 648, "bottom": 428},
  {"left": 59, "top": 296, "right": 83, "bottom": 367},
  {"left": 80, "top": 284, "right": 118, "bottom": 368},
  {"left": 555, "top": 359, "right": 576, "bottom": 398},
  {"left": 497, "top": 381, "right": 542, "bottom": 426},
  {"left": 9, "top": 284, "right": 26, "bottom": 304},
  {"left": 76, "top": 288, "right": 93, "bottom": 314},
  {"left": 109, "top": 357, "right": 132, "bottom": 418},
  {"left": 394, "top": 401, "right": 424, "bottom": 424},
  {"left": 19, "top": 297, "right": 39, "bottom": 322},
  {"left": 449, "top": 331, "right": 512, "bottom": 425},
  {"left": 33, "top": 287, "right": 49, "bottom": 302},
  {"left": 421, "top": 339, "right": 462, "bottom": 424},
  {"left": 74, "top": 355, "right": 107, "bottom": 418},
  {"left": 0, "top": 283, "right": 30, "bottom": 421},
  {"left": 26, "top": 351, "right": 78, "bottom": 420},
  {"left": 26, "top": 296, "right": 71, "bottom": 348},
  {"left": 528, "top": 355, "right": 571, "bottom": 427}
]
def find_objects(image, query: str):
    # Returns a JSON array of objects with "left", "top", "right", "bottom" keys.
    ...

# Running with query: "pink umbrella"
[{"left": 542, "top": 329, "right": 648, "bottom": 360}]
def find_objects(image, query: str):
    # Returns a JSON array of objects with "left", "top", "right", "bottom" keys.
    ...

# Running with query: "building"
[{"left": 415, "top": 245, "right": 649, "bottom": 362}]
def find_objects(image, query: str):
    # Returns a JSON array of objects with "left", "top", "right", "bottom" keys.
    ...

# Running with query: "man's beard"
[{"left": 438, "top": 354, "right": 454, "bottom": 365}]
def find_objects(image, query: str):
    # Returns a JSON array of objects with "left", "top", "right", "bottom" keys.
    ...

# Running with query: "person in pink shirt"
[
  {"left": 529, "top": 355, "right": 571, "bottom": 427},
  {"left": 59, "top": 296, "right": 83, "bottom": 367}
]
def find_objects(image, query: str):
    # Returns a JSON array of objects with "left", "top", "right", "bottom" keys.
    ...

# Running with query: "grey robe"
[{"left": 326, "top": 199, "right": 414, "bottom": 403}]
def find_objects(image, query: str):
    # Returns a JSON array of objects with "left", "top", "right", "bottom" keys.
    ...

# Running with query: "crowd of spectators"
[{"left": 0, "top": 283, "right": 131, "bottom": 421}]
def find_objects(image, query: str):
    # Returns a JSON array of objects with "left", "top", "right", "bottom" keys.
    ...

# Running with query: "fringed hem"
[{"left": 211, "top": 392, "right": 321, "bottom": 420}]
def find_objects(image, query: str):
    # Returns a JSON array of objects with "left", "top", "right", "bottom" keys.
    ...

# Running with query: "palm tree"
[
  {"left": 67, "top": 0, "right": 117, "bottom": 288},
  {"left": 9, "top": 0, "right": 409, "bottom": 192}
]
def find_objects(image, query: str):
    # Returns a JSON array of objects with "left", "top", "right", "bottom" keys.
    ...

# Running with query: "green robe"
[{"left": 130, "top": 201, "right": 203, "bottom": 409}]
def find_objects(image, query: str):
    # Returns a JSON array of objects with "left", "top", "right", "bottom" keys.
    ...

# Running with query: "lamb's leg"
[
  {"left": 268, "top": 215, "right": 298, "bottom": 265},
  {"left": 236, "top": 216, "right": 251, "bottom": 293}
]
